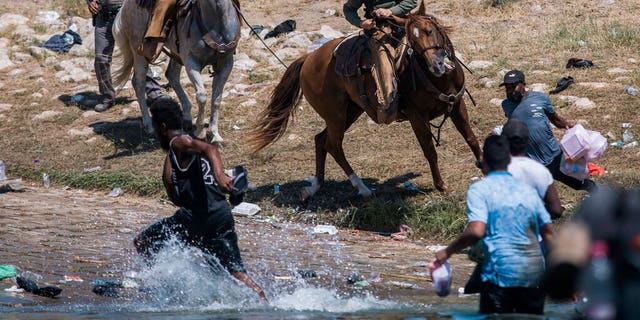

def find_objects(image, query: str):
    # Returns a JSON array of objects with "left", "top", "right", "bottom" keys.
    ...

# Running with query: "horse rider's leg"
[
  {"left": 449, "top": 100, "right": 482, "bottom": 160},
  {"left": 183, "top": 59, "right": 208, "bottom": 140},
  {"left": 132, "top": 60, "right": 154, "bottom": 134},
  {"left": 207, "top": 54, "right": 235, "bottom": 144},
  {"left": 138, "top": 0, "right": 176, "bottom": 62},
  {"left": 406, "top": 108, "right": 447, "bottom": 192},
  {"left": 165, "top": 59, "right": 193, "bottom": 131},
  {"left": 370, "top": 39, "right": 398, "bottom": 124}
]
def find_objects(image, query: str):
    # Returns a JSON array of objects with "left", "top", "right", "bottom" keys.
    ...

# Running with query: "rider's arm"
[
  {"left": 389, "top": 0, "right": 418, "bottom": 16},
  {"left": 343, "top": 0, "right": 365, "bottom": 28}
]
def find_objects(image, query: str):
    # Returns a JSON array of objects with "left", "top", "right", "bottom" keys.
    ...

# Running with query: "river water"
[{"left": 0, "top": 187, "right": 575, "bottom": 319}]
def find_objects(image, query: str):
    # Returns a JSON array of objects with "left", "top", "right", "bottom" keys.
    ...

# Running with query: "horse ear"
[{"left": 418, "top": 0, "right": 427, "bottom": 15}]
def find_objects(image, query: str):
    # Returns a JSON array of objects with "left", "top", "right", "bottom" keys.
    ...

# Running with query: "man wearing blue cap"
[{"left": 499, "top": 70, "right": 596, "bottom": 192}]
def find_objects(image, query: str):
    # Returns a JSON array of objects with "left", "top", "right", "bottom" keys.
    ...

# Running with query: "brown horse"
[{"left": 248, "top": 12, "right": 481, "bottom": 200}]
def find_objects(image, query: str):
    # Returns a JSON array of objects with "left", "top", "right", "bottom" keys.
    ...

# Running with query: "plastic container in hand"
[
  {"left": 429, "top": 260, "right": 453, "bottom": 297},
  {"left": 560, "top": 124, "right": 590, "bottom": 161}
]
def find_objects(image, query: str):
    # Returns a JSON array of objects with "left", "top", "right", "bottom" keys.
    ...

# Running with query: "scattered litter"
[
  {"left": 108, "top": 187, "right": 124, "bottom": 197},
  {"left": 274, "top": 275, "right": 293, "bottom": 280},
  {"left": 470, "top": 176, "right": 480, "bottom": 181},
  {"left": 0, "top": 265, "right": 17, "bottom": 279},
  {"left": 389, "top": 281, "right": 419, "bottom": 289},
  {"left": 566, "top": 57, "right": 593, "bottom": 68},
  {"left": 17, "top": 276, "right": 62, "bottom": 298},
  {"left": 63, "top": 275, "right": 83, "bottom": 282},
  {"left": 73, "top": 256, "right": 105, "bottom": 264},
  {"left": 492, "top": 125, "right": 503, "bottom": 135},
  {"left": 121, "top": 279, "right": 139, "bottom": 288},
  {"left": 273, "top": 184, "right": 280, "bottom": 194},
  {"left": 623, "top": 141, "right": 638, "bottom": 148},
  {"left": 353, "top": 280, "right": 370, "bottom": 289},
  {"left": 231, "top": 202, "right": 261, "bottom": 216},
  {"left": 232, "top": 125, "right": 241, "bottom": 130},
  {"left": 90, "top": 279, "right": 120, "bottom": 286},
  {"left": 296, "top": 269, "right": 317, "bottom": 278},
  {"left": 313, "top": 225, "right": 338, "bottom": 235},
  {"left": 381, "top": 273, "right": 431, "bottom": 282},
  {"left": 403, "top": 181, "right": 418, "bottom": 191},
  {"left": 265, "top": 19, "right": 296, "bottom": 39},
  {"left": 426, "top": 245, "right": 447, "bottom": 252},
  {"left": 83, "top": 166, "right": 101, "bottom": 173},
  {"left": 0, "top": 160, "right": 6, "bottom": 180},
  {"left": 390, "top": 224, "right": 412, "bottom": 240},
  {"left": 588, "top": 163, "right": 606, "bottom": 176},
  {"left": 324, "top": 9, "right": 336, "bottom": 16},
  {"left": 4, "top": 285, "right": 24, "bottom": 293}
]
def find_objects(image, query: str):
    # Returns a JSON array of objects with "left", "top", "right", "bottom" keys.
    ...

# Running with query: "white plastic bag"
[
  {"left": 560, "top": 156, "right": 589, "bottom": 180},
  {"left": 429, "top": 260, "right": 453, "bottom": 297}
]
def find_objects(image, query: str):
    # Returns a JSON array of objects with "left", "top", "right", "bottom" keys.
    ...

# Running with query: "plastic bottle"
[
  {"left": 581, "top": 241, "right": 616, "bottom": 320},
  {"left": 0, "top": 160, "right": 6, "bottom": 181},
  {"left": 625, "top": 85, "right": 639, "bottom": 96},
  {"left": 622, "top": 130, "right": 634, "bottom": 143},
  {"left": 42, "top": 173, "right": 50, "bottom": 188}
]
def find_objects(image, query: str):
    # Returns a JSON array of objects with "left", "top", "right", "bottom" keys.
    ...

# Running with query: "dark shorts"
[
  {"left": 479, "top": 281, "right": 545, "bottom": 315},
  {"left": 135, "top": 204, "right": 246, "bottom": 273}
]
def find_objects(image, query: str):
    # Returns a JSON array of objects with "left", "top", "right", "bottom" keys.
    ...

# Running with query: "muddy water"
[{"left": 0, "top": 187, "right": 574, "bottom": 319}]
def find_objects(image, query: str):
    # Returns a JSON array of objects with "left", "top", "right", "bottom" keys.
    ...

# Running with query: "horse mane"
[{"left": 407, "top": 13, "right": 454, "bottom": 35}]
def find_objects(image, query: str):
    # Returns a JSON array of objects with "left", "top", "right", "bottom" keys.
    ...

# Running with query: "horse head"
[{"left": 394, "top": 14, "right": 453, "bottom": 78}]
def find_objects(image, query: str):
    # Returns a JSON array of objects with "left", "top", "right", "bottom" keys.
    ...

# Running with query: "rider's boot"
[{"left": 137, "top": 0, "right": 176, "bottom": 62}]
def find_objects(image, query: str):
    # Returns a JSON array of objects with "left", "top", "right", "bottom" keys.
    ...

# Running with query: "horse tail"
[
  {"left": 111, "top": 10, "right": 134, "bottom": 87},
  {"left": 247, "top": 54, "right": 308, "bottom": 153}
]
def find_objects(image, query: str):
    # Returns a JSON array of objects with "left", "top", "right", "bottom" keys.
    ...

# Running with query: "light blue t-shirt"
[
  {"left": 502, "top": 91, "right": 562, "bottom": 166},
  {"left": 467, "top": 171, "right": 551, "bottom": 288}
]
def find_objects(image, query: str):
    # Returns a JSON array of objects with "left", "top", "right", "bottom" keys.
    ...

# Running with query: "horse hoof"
[{"left": 435, "top": 184, "right": 449, "bottom": 192}]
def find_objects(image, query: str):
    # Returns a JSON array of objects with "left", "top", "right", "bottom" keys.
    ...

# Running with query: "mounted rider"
[
  {"left": 343, "top": 0, "right": 418, "bottom": 124},
  {"left": 137, "top": 0, "right": 177, "bottom": 62}
]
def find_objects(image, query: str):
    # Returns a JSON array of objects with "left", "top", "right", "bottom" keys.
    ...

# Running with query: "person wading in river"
[{"left": 133, "top": 97, "right": 267, "bottom": 302}]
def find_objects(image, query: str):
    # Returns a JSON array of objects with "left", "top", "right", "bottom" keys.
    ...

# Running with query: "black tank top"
[{"left": 168, "top": 136, "right": 226, "bottom": 220}]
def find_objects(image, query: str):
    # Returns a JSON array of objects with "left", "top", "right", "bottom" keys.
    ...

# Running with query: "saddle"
[{"left": 333, "top": 33, "right": 368, "bottom": 77}]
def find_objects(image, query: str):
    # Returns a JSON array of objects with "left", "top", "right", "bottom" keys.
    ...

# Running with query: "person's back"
[
  {"left": 167, "top": 138, "right": 227, "bottom": 223},
  {"left": 502, "top": 91, "right": 561, "bottom": 166},
  {"left": 468, "top": 172, "right": 548, "bottom": 287}
]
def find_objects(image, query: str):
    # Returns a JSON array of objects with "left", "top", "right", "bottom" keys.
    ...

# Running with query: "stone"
[
  {"left": 67, "top": 127, "right": 94, "bottom": 136},
  {"left": 607, "top": 67, "right": 631, "bottom": 74},
  {"left": 32, "top": 110, "right": 62, "bottom": 120},
  {"left": 467, "top": 60, "right": 495, "bottom": 69},
  {"left": 574, "top": 97, "right": 596, "bottom": 109},
  {"left": 0, "top": 13, "right": 29, "bottom": 34}
]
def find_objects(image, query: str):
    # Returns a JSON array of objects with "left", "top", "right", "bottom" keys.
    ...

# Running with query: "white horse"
[{"left": 112, "top": 0, "right": 240, "bottom": 142}]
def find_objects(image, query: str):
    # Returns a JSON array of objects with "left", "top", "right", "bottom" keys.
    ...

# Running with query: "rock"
[
  {"left": 577, "top": 82, "right": 609, "bottom": 89},
  {"left": 11, "top": 24, "right": 36, "bottom": 41},
  {"left": 27, "top": 46, "right": 51, "bottom": 59},
  {"left": 32, "top": 110, "right": 62, "bottom": 120},
  {"left": 607, "top": 67, "right": 631, "bottom": 74},
  {"left": 0, "top": 104, "right": 12, "bottom": 112},
  {"left": 557, "top": 95, "right": 579, "bottom": 103},
  {"left": 468, "top": 60, "right": 494, "bottom": 69},
  {"left": 0, "top": 13, "right": 29, "bottom": 33},
  {"left": 67, "top": 127, "right": 94, "bottom": 136},
  {"left": 234, "top": 53, "right": 257, "bottom": 71},
  {"left": 56, "top": 67, "right": 92, "bottom": 83},
  {"left": 574, "top": 97, "right": 596, "bottom": 109},
  {"left": 0, "top": 47, "right": 14, "bottom": 71},
  {"left": 274, "top": 48, "right": 301, "bottom": 60},
  {"left": 314, "top": 25, "right": 344, "bottom": 39},
  {"left": 13, "top": 53, "right": 32, "bottom": 66},
  {"left": 7, "top": 68, "right": 23, "bottom": 76},
  {"left": 489, "top": 98, "right": 503, "bottom": 106},
  {"left": 531, "top": 4, "right": 542, "bottom": 13},
  {"left": 529, "top": 83, "right": 548, "bottom": 92},
  {"left": 240, "top": 98, "right": 257, "bottom": 107},
  {"left": 34, "top": 11, "right": 61, "bottom": 28},
  {"left": 281, "top": 33, "right": 312, "bottom": 49}
]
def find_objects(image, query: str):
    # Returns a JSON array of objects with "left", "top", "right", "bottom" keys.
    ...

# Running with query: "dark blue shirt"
[{"left": 502, "top": 91, "right": 562, "bottom": 166}]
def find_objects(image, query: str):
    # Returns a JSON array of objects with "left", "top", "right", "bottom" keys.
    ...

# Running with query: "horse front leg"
[
  {"left": 207, "top": 54, "right": 234, "bottom": 144},
  {"left": 406, "top": 108, "right": 447, "bottom": 192},
  {"left": 165, "top": 59, "right": 193, "bottom": 131},
  {"left": 184, "top": 59, "right": 208, "bottom": 140},
  {"left": 132, "top": 61, "right": 153, "bottom": 134},
  {"left": 450, "top": 100, "right": 482, "bottom": 160}
]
